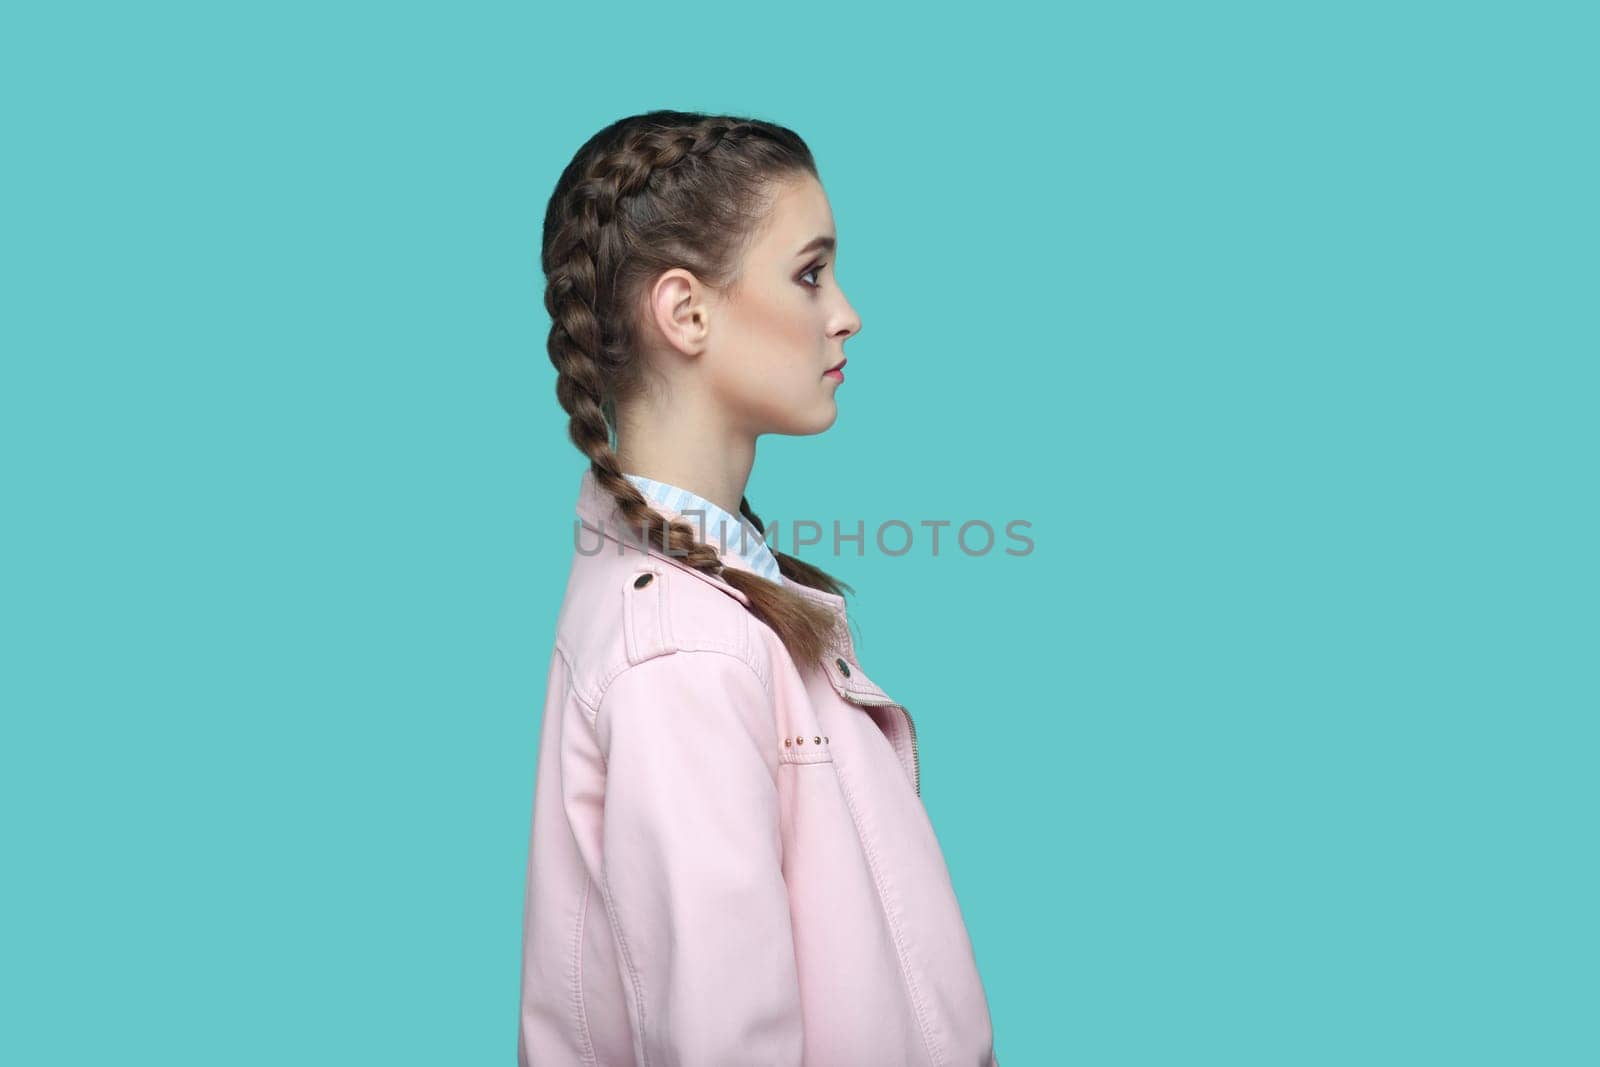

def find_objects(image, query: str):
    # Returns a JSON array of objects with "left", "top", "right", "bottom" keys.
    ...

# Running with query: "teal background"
[{"left": 4, "top": 1, "right": 1594, "bottom": 1063}]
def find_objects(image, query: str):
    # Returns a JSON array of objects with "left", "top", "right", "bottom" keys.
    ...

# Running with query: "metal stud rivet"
[
  {"left": 813, "top": 736, "right": 822, "bottom": 745},
  {"left": 784, "top": 737, "right": 792, "bottom": 747},
  {"left": 796, "top": 736, "right": 805, "bottom": 744},
  {"left": 835, "top": 657, "right": 851, "bottom": 677},
  {"left": 634, "top": 573, "right": 653, "bottom": 588}
]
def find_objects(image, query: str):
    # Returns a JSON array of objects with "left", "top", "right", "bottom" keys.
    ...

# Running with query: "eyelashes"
[{"left": 799, "top": 261, "right": 828, "bottom": 288}]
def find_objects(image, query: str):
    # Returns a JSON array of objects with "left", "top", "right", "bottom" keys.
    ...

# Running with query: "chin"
[{"left": 768, "top": 401, "right": 839, "bottom": 437}]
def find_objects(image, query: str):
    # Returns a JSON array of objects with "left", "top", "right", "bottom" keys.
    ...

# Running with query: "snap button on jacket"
[{"left": 518, "top": 471, "right": 999, "bottom": 1066}]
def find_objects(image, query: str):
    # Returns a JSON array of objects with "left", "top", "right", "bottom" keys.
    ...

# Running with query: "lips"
[{"left": 825, "top": 358, "right": 847, "bottom": 374}]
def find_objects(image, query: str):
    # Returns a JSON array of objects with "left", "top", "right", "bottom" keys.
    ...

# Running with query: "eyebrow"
[{"left": 793, "top": 235, "right": 836, "bottom": 258}]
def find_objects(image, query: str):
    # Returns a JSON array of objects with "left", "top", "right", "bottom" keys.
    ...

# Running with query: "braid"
[
  {"left": 545, "top": 121, "right": 746, "bottom": 579},
  {"left": 542, "top": 111, "right": 849, "bottom": 668}
]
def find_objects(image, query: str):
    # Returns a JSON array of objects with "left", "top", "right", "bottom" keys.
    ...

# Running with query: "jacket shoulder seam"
[
  {"left": 555, "top": 638, "right": 604, "bottom": 712},
  {"left": 591, "top": 644, "right": 771, "bottom": 712}
]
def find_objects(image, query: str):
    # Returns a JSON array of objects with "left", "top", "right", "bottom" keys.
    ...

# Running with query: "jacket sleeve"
[{"left": 592, "top": 648, "right": 803, "bottom": 1066}]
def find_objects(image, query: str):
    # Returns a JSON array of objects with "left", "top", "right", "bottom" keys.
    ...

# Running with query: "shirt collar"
[{"left": 621, "top": 473, "right": 786, "bottom": 586}]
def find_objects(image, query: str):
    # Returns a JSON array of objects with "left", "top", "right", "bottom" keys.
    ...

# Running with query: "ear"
[{"left": 646, "top": 268, "right": 712, "bottom": 359}]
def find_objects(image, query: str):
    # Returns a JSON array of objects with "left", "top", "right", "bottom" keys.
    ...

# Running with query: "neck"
[{"left": 615, "top": 405, "right": 756, "bottom": 518}]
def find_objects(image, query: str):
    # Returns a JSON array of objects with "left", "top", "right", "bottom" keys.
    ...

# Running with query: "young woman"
[{"left": 518, "top": 110, "right": 1000, "bottom": 1066}]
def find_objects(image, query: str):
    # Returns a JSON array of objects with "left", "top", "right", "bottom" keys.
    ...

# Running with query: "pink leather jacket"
[{"left": 518, "top": 471, "right": 1000, "bottom": 1066}]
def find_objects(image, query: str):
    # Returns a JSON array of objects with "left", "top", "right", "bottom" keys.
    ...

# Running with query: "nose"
[{"left": 834, "top": 302, "right": 862, "bottom": 341}]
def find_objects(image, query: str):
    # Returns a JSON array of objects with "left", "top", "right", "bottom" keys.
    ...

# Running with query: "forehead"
[{"left": 757, "top": 176, "right": 835, "bottom": 252}]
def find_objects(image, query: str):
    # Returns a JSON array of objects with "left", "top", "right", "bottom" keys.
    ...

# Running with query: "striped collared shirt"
[{"left": 623, "top": 473, "right": 785, "bottom": 586}]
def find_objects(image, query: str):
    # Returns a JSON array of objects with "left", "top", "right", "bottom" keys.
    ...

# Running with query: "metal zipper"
[
  {"left": 836, "top": 688, "right": 921, "bottom": 797},
  {"left": 908, "top": 710, "right": 921, "bottom": 793},
  {"left": 900, "top": 705, "right": 921, "bottom": 797}
]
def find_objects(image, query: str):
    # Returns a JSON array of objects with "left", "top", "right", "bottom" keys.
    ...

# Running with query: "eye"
[{"left": 799, "top": 261, "right": 828, "bottom": 288}]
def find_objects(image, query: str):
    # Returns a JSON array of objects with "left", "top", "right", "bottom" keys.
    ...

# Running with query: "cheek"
[
  {"left": 738, "top": 290, "right": 819, "bottom": 375},
  {"left": 767, "top": 294, "right": 824, "bottom": 364},
  {"left": 708, "top": 286, "right": 829, "bottom": 424}
]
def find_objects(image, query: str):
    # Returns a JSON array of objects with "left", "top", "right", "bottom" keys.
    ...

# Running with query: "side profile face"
[{"left": 643, "top": 174, "right": 863, "bottom": 440}]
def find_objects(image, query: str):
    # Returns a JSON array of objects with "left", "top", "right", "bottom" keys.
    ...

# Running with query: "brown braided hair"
[{"left": 540, "top": 109, "right": 853, "bottom": 669}]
